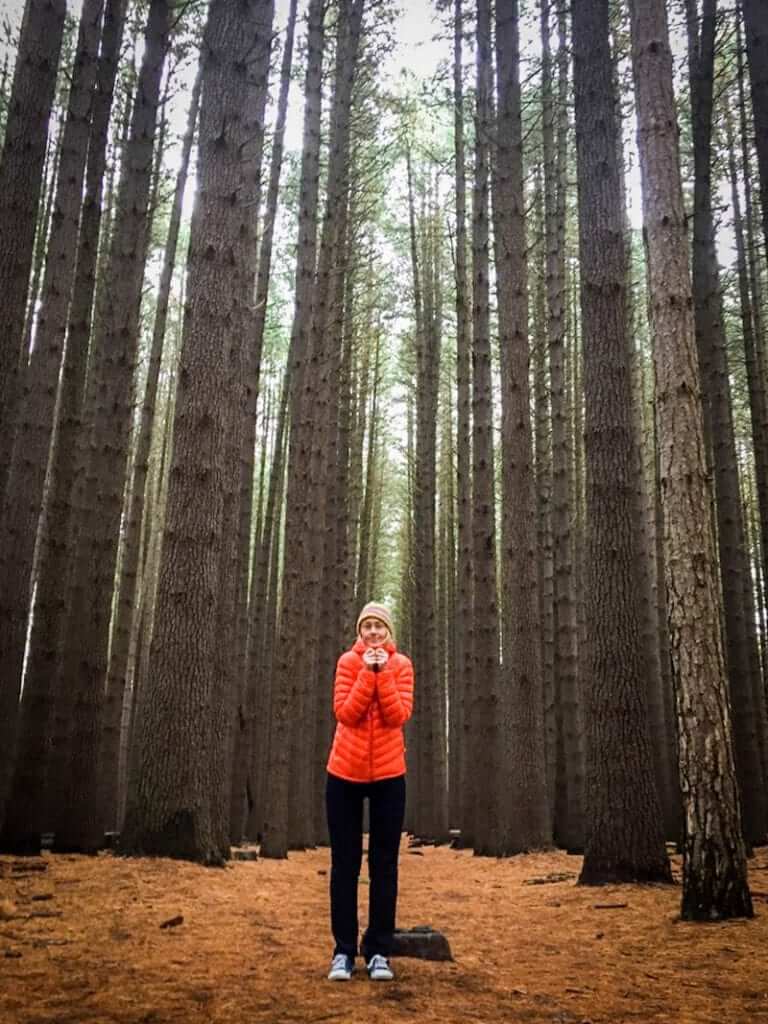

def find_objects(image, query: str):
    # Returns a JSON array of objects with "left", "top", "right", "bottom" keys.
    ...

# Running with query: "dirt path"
[{"left": 1, "top": 842, "right": 766, "bottom": 1023}]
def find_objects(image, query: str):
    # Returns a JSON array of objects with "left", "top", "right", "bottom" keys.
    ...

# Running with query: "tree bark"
[
  {"left": 408, "top": 150, "right": 446, "bottom": 841},
  {"left": 687, "top": 0, "right": 768, "bottom": 845},
  {"left": 260, "top": 0, "right": 326, "bottom": 858},
  {"left": 0, "top": 0, "right": 67, "bottom": 500},
  {"left": 470, "top": 0, "right": 501, "bottom": 858},
  {"left": 741, "top": 0, "right": 768, "bottom": 271},
  {"left": 492, "top": 0, "right": 550, "bottom": 853},
  {"left": 100, "top": 64, "right": 202, "bottom": 835},
  {"left": 52, "top": 0, "right": 171, "bottom": 854},
  {"left": 0, "top": 0, "right": 105, "bottom": 849},
  {"left": 629, "top": 0, "right": 752, "bottom": 919},
  {"left": 7, "top": 0, "right": 127, "bottom": 849},
  {"left": 572, "top": 0, "right": 671, "bottom": 885},
  {"left": 120, "top": 0, "right": 265, "bottom": 865}
]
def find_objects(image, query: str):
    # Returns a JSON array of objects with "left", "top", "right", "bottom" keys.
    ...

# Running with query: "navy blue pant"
[{"left": 326, "top": 772, "right": 406, "bottom": 959}]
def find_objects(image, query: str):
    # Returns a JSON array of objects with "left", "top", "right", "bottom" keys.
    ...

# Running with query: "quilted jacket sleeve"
[
  {"left": 375, "top": 655, "right": 414, "bottom": 727},
  {"left": 333, "top": 652, "right": 377, "bottom": 726}
]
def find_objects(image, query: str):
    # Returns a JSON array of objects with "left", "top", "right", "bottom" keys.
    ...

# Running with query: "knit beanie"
[{"left": 356, "top": 601, "right": 395, "bottom": 640}]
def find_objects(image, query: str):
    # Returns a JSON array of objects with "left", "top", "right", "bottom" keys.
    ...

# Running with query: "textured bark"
[
  {"left": 356, "top": 335, "right": 381, "bottom": 610},
  {"left": 470, "top": 0, "right": 501, "bottom": 858},
  {"left": 232, "top": 0, "right": 295, "bottom": 847},
  {"left": 541, "top": 0, "right": 583, "bottom": 853},
  {"left": 0, "top": 0, "right": 66, "bottom": 828},
  {"left": 492, "top": 0, "right": 550, "bottom": 853},
  {"left": 292, "top": 0, "right": 364, "bottom": 849},
  {"left": 737, "top": 19, "right": 767, "bottom": 452},
  {"left": 439, "top": 377, "right": 458, "bottom": 829},
  {"left": 408, "top": 155, "right": 446, "bottom": 842},
  {"left": 532, "top": 178, "right": 555, "bottom": 830},
  {"left": 270, "top": 0, "right": 364, "bottom": 851},
  {"left": 100, "top": 66, "right": 202, "bottom": 835},
  {"left": 227, "top": 0, "right": 276, "bottom": 846},
  {"left": 120, "top": 0, "right": 261, "bottom": 865},
  {"left": 451, "top": 0, "right": 473, "bottom": 839},
  {"left": 629, "top": 0, "right": 752, "bottom": 919},
  {"left": 687, "top": 0, "right": 768, "bottom": 845},
  {"left": 8, "top": 0, "right": 127, "bottom": 850},
  {"left": 0, "top": 0, "right": 103, "bottom": 843},
  {"left": 21, "top": 111, "right": 60, "bottom": 359},
  {"left": 572, "top": 0, "right": 671, "bottom": 885},
  {"left": 260, "top": 0, "right": 326, "bottom": 858},
  {"left": 52, "top": 0, "right": 171, "bottom": 854},
  {"left": 738, "top": 19, "right": 768, "bottom": 689},
  {"left": 725, "top": 105, "right": 768, "bottom": 788},
  {"left": 742, "top": 0, "right": 768, "bottom": 270},
  {"left": 631, "top": 325, "right": 677, "bottom": 840},
  {"left": 0, "top": 0, "right": 66, "bottom": 500},
  {"left": 248, "top": 376, "right": 288, "bottom": 840}
]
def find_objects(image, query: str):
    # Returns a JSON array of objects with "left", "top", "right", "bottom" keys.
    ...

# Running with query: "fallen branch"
[{"left": 523, "top": 873, "right": 576, "bottom": 886}]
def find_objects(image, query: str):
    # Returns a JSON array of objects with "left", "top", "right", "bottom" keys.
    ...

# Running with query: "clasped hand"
[{"left": 363, "top": 646, "right": 389, "bottom": 671}]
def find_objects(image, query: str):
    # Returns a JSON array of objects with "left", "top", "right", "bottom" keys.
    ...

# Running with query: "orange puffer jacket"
[{"left": 326, "top": 638, "right": 414, "bottom": 783}]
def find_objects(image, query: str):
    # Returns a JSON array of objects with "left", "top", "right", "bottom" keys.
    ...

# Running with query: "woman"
[{"left": 325, "top": 601, "right": 414, "bottom": 982}]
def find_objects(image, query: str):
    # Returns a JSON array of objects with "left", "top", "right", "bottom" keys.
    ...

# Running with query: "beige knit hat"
[{"left": 356, "top": 601, "right": 395, "bottom": 639}]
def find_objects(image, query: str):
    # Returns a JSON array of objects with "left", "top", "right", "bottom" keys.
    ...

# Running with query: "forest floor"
[{"left": 1, "top": 841, "right": 767, "bottom": 1024}]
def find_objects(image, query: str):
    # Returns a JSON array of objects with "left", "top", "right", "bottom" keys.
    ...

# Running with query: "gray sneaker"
[
  {"left": 366, "top": 954, "right": 394, "bottom": 981},
  {"left": 328, "top": 953, "right": 354, "bottom": 981}
]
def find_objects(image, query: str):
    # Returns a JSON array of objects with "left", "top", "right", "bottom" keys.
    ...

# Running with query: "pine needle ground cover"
[{"left": 1, "top": 843, "right": 766, "bottom": 1024}]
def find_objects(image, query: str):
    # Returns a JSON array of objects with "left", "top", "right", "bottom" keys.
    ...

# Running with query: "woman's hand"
[{"left": 363, "top": 647, "right": 389, "bottom": 672}]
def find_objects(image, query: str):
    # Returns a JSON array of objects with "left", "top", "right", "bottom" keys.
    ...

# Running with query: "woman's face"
[{"left": 359, "top": 617, "right": 389, "bottom": 647}]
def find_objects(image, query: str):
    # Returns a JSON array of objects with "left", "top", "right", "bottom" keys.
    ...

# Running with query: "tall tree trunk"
[
  {"left": 439, "top": 372, "right": 458, "bottom": 828},
  {"left": 541, "top": 0, "right": 583, "bottom": 852},
  {"left": 120, "top": 0, "right": 265, "bottom": 865},
  {"left": 493, "top": 0, "right": 550, "bottom": 853},
  {"left": 248, "top": 373, "right": 288, "bottom": 840},
  {"left": 231, "top": 0, "right": 296, "bottom": 847},
  {"left": 260, "top": 0, "right": 326, "bottom": 858},
  {"left": 408, "top": 152, "right": 446, "bottom": 841},
  {"left": 452, "top": 0, "right": 473, "bottom": 843},
  {"left": 100, "top": 65, "right": 203, "bottom": 835},
  {"left": 631, "top": 316, "right": 677, "bottom": 839},
  {"left": 289, "top": 0, "right": 365, "bottom": 848},
  {"left": 532, "top": 176, "right": 555, "bottom": 829},
  {"left": 470, "top": 0, "right": 501, "bottom": 858},
  {"left": 52, "top": 0, "right": 171, "bottom": 854},
  {"left": 629, "top": 0, "right": 752, "bottom": 920},
  {"left": 0, "top": 0, "right": 67, "bottom": 500},
  {"left": 6, "top": 0, "right": 128, "bottom": 849},
  {"left": 572, "top": 0, "right": 671, "bottom": 885},
  {"left": 21, "top": 111, "right": 61, "bottom": 360},
  {"left": 741, "top": 0, "right": 768, "bottom": 270},
  {"left": 0, "top": 0, "right": 103, "bottom": 842},
  {"left": 687, "top": 0, "right": 768, "bottom": 845},
  {"left": 0, "top": 0, "right": 67, "bottom": 827},
  {"left": 725, "top": 104, "right": 768, "bottom": 789}
]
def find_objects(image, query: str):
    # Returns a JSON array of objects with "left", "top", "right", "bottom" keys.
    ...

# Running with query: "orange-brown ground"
[{"left": 1, "top": 842, "right": 767, "bottom": 1024}]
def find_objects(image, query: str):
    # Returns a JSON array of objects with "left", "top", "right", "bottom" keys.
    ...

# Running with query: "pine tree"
[
  {"left": 629, "top": 0, "right": 753, "bottom": 919},
  {"left": 572, "top": 0, "right": 671, "bottom": 885},
  {"left": 493, "top": 0, "right": 550, "bottom": 853},
  {"left": 121, "top": 0, "right": 270, "bottom": 864},
  {"left": 0, "top": 0, "right": 66, "bottom": 500}
]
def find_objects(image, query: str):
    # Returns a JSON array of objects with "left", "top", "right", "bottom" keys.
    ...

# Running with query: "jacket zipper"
[{"left": 369, "top": 706, "right": 374, "bottom": 782}]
